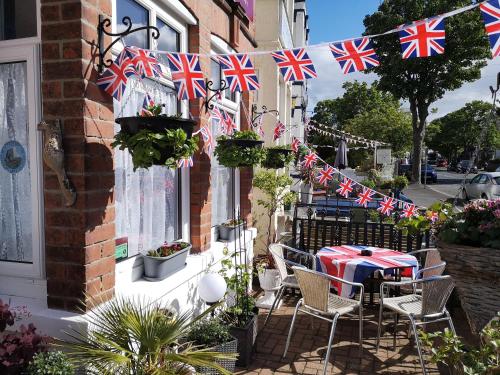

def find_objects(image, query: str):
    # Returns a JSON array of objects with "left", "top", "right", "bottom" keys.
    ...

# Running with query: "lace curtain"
[
  {"left": 114, "top": 78, "right": 179, "bottom": 257},
  {"left": 0, "top": 62, "right": 32, "bottom": 263}
]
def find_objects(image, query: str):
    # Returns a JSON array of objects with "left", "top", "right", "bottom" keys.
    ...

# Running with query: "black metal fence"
[{"left": 290, "top": 195, "right": 431, "bottom": 254}]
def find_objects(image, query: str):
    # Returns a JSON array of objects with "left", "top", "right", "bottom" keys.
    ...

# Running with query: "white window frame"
[
  {"left": 0, "top": 0, "right": 44, "bottom": 293},
  {"left": 209, "top": 35, "right": 242, "bottom": 233},
  {"left": 111, "top": 0, "right": 193, "bottom": 244}
]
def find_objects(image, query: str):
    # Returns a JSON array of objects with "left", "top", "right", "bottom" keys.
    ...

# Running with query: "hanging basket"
[
  {"left": 262, "top": 148, "right": 292, "bottom": 169},
  {"left": 437, "top": 241, "right": 500, "bottom": 334},
  {"left": 218, "top": 139, "right": 264, "bottom": 148},
  {"left": 115, "top": 116, "right": 196, "bottom": 138},
  {"left": 214, "top": 138, "right": 264, "bottom": 168}
]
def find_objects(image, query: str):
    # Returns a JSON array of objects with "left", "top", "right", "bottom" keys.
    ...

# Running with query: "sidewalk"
[{"left": 404, "top": 183, "right": 452, "bottom": 208}]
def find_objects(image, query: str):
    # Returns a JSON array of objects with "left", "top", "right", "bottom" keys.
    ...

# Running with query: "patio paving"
[{"left": 236, "top": 294, "right": 443, "bottom": 375}]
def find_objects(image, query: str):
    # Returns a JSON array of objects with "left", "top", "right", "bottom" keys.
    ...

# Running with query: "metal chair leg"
[
  {"left": 393, "top": 313, "right": 399, "bottom": 350},
  {"left": 358, "top": 305, "right": 363, "bottom": 356},
  {"left": 283, "top": 299, "right": 301, "bottom": 359},
  {"left": 376, "top": 302, "right": 384, "bottom": 352},
  {"left": 261, "top": 286, "right": 284, "bottom": 332},
  {"left": 410, "top": 316, "right": 427, "bottom": 375},
  {"left": 322, "top": 314, "right": 339, "bottom": 375},
  {"left": 445, "top": 310, "right": 457, "bottom": 335}
]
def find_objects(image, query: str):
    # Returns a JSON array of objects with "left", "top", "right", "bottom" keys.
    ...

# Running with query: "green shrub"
[
  {"left": 186, "top": 318, "right": 233, "bottom": 348},
  {"left": 28, "top": 351, "right": 74, "bottom": 375},
  {"left": 360, "top": 179, "right": 376, "bottom": 190},
  {"left": 261, "top": 146, "right": 294, "bottom": 169},
  {"left": 393, "top": 175, "right": 409, "bottom": 190},
  {"left": 214, "top": 131, "right": 265, "bottom": 168},
  {"left": 379, "top": 179, "right": 394, "bottom": 190},
  {"left": 367, "top": 169, "right": 382, "bottom": 185}
]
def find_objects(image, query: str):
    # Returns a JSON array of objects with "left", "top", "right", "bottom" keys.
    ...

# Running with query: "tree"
[
  {"left": 345, "top": 106, "right": 413, "bottom": 157},
  {"left": 427, "top": 100, "right": 500, "bottom": 161},
  {"left": 363, "top": 0, "right": 490, "bottom": 183}
]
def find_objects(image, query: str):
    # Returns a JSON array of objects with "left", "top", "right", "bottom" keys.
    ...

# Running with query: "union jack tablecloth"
[{"left": 316, "top": 245, "right": 418, "bottom": 298}]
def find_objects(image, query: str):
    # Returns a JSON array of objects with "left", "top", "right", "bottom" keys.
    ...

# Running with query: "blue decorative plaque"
[{"left": 1, "top": 140, "right": 26, "bottom": 174}]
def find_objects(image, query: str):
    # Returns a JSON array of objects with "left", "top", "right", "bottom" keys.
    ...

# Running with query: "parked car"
[
  {"left": 421, "top": 164, "right": 438, "bottom": 183},
  {"left": 437, "top": 158, "right": 448, "bottom": 168},
  {"left": 458, "top": 160, "right": 478, "bottom": 174},
  {"left": 447, "top": 160, "right": 459, "bottom": 172},
  {"left": 462, "top": 172, "right": 500, "bottom": 200},
  {"left": 485, "top": 158, "right": 500, "bottom": 172}
]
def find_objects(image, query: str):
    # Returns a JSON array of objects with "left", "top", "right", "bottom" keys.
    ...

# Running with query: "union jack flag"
[
  {"left": 355, "top": 187, "right": 375, "bottom": 208},
  {"left": 177, "top": 156, "right": 193, "bottom": 168},
  {"left": 210, "top": 106, "right": 225, "bottom": 129},
  {"left": 427, "top": 210, "right": 439, "bottom": 223},
  {"left": 271, "top": 48, "right": 317, "bottom": 82},
  {"left": 302, "top": 151, "right": 317, "bottom": 168},
  {"left": 398, "top": 17, "right": 446, "bottom": 59},
  {"left": 317, "top": 165, "right": 335, "bottom": 186},
  {"left": 217, "top": 54, "right": 260, "bottom": 92},
  {"left": 316, "top": 245, "right": 418, "bottom": 297},
  {"left": 378, "top": 196, "right": 396, "bottom": 216},
  {"left": 166, "top": 53, "right": 206, "bottom": 100},
  {"left": 401, "top": 203, "right": 417, "bottom": 218},
  {"left": 97, "top": 49, "right": 135, "bottom": 100},
  {"left": 223, "top": 112, "right": 237, "bottom": 135},
  {"left": 336, "top": 177, "right": 354, "bottom": 198},
  {"left": 126, "top": 47, "right": 162, "bottom": 78},
  {"left": 330, "top": 37, "right": 380, "bottom": 74},
  {"left": 200, "top": 125, "right": 213, "bottom": 154},
  {"left": 480, "top": 0, "right": 500, "bottom": 58},
  {"left": 291, "top": 137, "right": 302, "bottom": 153},
  {"left": 273, "top": 121, "right": 286, "bottom": 141},
  {"left": 140, "top": 93, "right": 155, "bottom": 116}
]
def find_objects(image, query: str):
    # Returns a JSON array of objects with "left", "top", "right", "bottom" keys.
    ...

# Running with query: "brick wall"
[{"left": 41, "top": 0, "right": 116, "bottom": 312}]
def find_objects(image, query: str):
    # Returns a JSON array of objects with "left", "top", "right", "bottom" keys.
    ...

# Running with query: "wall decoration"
[{"left": 0, "top": 140, "right": 26, "bottom": 174}]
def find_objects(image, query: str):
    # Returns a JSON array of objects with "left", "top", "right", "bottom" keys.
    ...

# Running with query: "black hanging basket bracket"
[
  {"left": 97, "top": 15, "right": 160, "bottom": 74},
  {"left": 204, "top": 79, "right": 229, "bottom": 112},
  {"left": 251, "top": 104, "right": 279, "bottom": 128}
]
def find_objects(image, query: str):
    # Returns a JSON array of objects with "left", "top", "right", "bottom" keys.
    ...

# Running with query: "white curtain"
[
  {"left": 114, "top": 78, "right": 179, "bottom": 257},
  {"left": 0, "top": 62, "right": 32, "bottom": 263}
]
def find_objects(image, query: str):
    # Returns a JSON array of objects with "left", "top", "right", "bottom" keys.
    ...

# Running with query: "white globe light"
[{"left": 198, "top": 273, "right": 227, "bottom": 304}]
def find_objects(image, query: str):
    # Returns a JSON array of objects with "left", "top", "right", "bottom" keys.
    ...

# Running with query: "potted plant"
[
  {"left": 219, "top": 248, "right": 258, "bottom": 368},
  {"left": 112, "top": 104, "right": 199, "bottom": 170},
  {"left": 143, "top": 241, "right": 191, "bottom": 281},
  {"left": 28, "top": 351, "right": 74, "bottom": 375},
  {"left": 186, "top": 317, "right": 238, "bottom": 374},
  {"left": 218, "top": 219, "right": 244, "bottom": 241},
  {"left": 214, "top": 130, "right": 265, "bottom": 168},
  {"left": 436, "top": 199, "right": 500, "bottom": 334},
  {"left": 261, "top": 145, "right": 294, "bottom": 169},
  {"left": 63, "top": 297, "right": 234, "bottom": 374},
  {"left": 253, "top": 171, "right": 297, "bottom": 309},
  {"left": 419, "top": 314, "right": 500, "bottom": 375},
  {"left": 299, "top": 164, "right": 315, "bottom": 204}
]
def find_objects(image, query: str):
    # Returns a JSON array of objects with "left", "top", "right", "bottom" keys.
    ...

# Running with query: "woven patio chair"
[
  {"left": 283, "top": 267, "right": 364, "bottom": 375},
  {"left": 260, "top": 243, "right": 316, "bottom": 332},
  {"left": 376, "top": 275, "right": 456, "bottom": 375}
]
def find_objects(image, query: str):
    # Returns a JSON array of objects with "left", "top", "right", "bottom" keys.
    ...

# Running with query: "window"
[
  {"left": 471, "top": 175, "right": 481, "bottom": 184},
  {"left": 0, "top": 0, "right": 37, "bottom": 41},
  {"left": 493, "top": 176, "right": 500, "bottom": 185},
  {"left": 113, "top": 0, "right": 189, "bottom": 258},
  {"left": 210, "top": 59, "right": 237, "bottom": 102},
  {"left": 478, "top": 174, "right": 489, "bottom": 184}
]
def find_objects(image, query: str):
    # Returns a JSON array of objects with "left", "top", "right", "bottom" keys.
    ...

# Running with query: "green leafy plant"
[
  {"left": 112, "top": 128, "right": 199, "bottom": 171},
  {"left": 146, "top": 241, "right": 190, "bottom": 258},
  {"left": 139, "top": 104, "right": 163, "bottom": 117},
  {"left": 63, "top": 296, "right": 234, "bottom": 375},
  {"left": 186, "top": 318, "right": 234, "bottom": 349},
  {"left": 261, "top": 146, "right": 294, "bottom": 169},
  {"left": 393, "top": 175, "right": 409, "bottom": 191},
  {"left": 214, "top": 130, "right": 265, "bottom": 168},
  {"left": 397, "top": 201, "right": 454, "bottom": 236},
  {"left": 253, "top": 171, "right": 297, "bottom": 254},
  {"left": 439, "top": 199, "right": 500, "bottom": 249},
  {"left": 221, "top": 219, "right": 243, "bottom": 228},
  {"left": 360, "top": 179, "right": 377, "bottom": 190},
  {"left": 28, "top": 351, "right": 74, "bottom": 375},
  {"left": 419, "top": 314, "right": 500, "bottom": 375}
]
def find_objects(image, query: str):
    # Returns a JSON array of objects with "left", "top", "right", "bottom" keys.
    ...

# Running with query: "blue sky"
[{"left": 305, "top": 1, "right": 500, "bottom": 119}]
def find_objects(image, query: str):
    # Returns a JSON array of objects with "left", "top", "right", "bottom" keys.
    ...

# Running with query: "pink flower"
[{"left": 494, "top": 209, "right": 500, "bottom": 219}]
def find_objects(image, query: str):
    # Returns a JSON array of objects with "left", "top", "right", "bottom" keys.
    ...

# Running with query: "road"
[{"left": 423, "top": 168, "right": 477, "bottom": 200}]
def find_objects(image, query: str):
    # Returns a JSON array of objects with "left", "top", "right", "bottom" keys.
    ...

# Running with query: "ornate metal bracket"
[
  {"left": 204, "top": 79, "right": 228, "bottom": 111},
  {"left": 97, "top": 15, "right": 160, "bottom": 73},
  {"left": 251, "top": 104, "right": 279, "bottom": 127}
]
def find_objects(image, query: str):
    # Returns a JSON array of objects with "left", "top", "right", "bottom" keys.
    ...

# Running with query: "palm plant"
[{"left": 63, "top": 297, "right": 235, "bottom": 375}]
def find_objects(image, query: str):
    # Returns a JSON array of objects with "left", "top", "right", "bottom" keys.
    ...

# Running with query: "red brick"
[
  {"left": 43, "top": 60, "right": 83, "bottom": 80},
  {"left": 42, "top": 81, "right": 62, "bottom": 99},
  {"left": 85, "top": 256, "right": 115, "bottom": 279},
  {"left": 41, "top": 4, "right": 60, "bottom": 22},
  {"left": 85, "top": 222, "right": 115, "bottom": 245},
  {"left": 61, "top": 2, "right": 81, "bottom": 20},
  {"left": 42, "top": 21, "right": 81, "bottom": 41},
  {"left": 101, "top": 272, "right": 115, "bottom": 290},
  {"left": 82, "top": 4, "right": 98, "bottom": 25},
  {"left": 62, "top": 118, "right": 85, "bottom": 136},
  {"left": 99, "top": 0, "right": 112, "bottom": 16},
  {"left": 84, "top": 118, "right": 114, "bottom": 138},
  {"left": 42, "top": 42, "right": 60, "bottom": 60},
  {"left": 62, "top": 40, "right": 82, "bottom": 59}
]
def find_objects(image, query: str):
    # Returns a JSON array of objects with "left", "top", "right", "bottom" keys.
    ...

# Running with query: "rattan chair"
[
  {"left": 376, "top": 275, "right": 456, "bottom": 375},
  {"left": 283, "top": 267, "right": 364, "bottom": 375},
  {"left": 260, "top": 243, "right": 316, "bottom": 332}
]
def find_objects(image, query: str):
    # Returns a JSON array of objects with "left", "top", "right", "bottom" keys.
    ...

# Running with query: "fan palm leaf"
[{"left": 62, "top": 297, "right": 236, "bottom": 374}]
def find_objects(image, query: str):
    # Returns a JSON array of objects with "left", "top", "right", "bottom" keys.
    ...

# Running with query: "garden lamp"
[{"left": 198, "top": 273, "right": 227, "bottom": 305}]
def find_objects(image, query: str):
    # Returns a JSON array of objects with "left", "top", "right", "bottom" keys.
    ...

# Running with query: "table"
[{"left": 315, "top": 245, "right": 418, "bottom": 299}]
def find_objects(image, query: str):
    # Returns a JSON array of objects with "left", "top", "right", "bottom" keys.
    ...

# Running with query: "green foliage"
[
  {"left": 439, "top": 199, "right": 500, "bottom": 249},
  {"left": 28, "top": 351, "right": 74, "bottom": 375},
  {"left": 138, "top": 104, "right": 163, "bottom": 116},
  {"left": 261, "top": 146, "right": 294, "bottom": 169},
  {"left": 397, "top": 201, "right": 454, "bottom": 236},
  {"left": 112, "top": 128, "right": 199, "bottom": 171},
  {"left": 146, "top": 241, "right": 190, "bottom": 258},
  {"left": 419, "top": 315, "right": 500, "bottom": 375},
  {"left": 214, "top": 131, "right": 265, "bottom": 168},
  {"left": 364, "top": 0, "right": 490, "bottom": 180},
  {"left": 253, "top": 171, "right": 297, "bottom": 249},
  {"left": 186, "top": 318, "right": 233, "bottom": 348},
  {"left": 63, "top": 297, "right": 234, "bottom": 375},
  {"left": 427, "top": 101, "right": 500, "bottom": 162},
  {"left": 360, "top": 179, "right": 376, "bottom": 190},
  {"left": 393, "top": 176, "right": 409, "bottom": 191}
]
